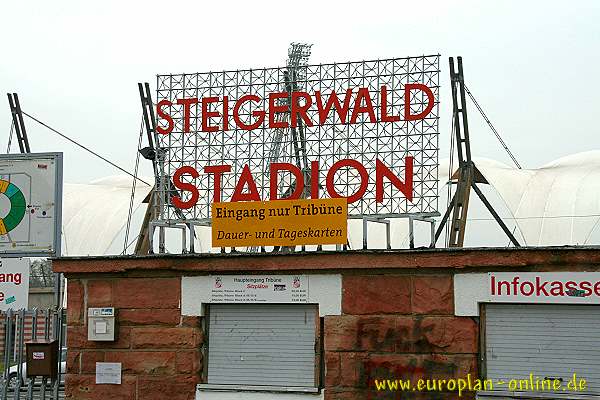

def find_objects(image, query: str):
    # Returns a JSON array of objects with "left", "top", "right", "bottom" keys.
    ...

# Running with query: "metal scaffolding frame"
[
  {"left": 154, "top": 55, "right": 441, "bottom": 222},
  {"left": 135, "top": 48, "right": 441, "bottom": 253},
  {"left": 434, "top": 57, "right": 520, "bottom": 248}
]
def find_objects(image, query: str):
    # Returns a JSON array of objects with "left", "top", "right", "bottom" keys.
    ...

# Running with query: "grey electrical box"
[{"left": 87, "top": 307, "right": 117, "bottom": 341}]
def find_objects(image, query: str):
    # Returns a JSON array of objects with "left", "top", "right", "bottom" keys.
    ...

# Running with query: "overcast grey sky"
[{"left": 1, "top": 0, "right": 599, "bottom": 184}]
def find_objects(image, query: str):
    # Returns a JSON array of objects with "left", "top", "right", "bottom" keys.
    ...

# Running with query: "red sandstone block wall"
[
  {"left": 64, "top": 272, "right": 477, "bottom": 400},
  {"left": 65, "top": 277, "right": 202, "bottom": 400},
  {"left": 324, "top": 274, "right": 478, "bottom": 400}
]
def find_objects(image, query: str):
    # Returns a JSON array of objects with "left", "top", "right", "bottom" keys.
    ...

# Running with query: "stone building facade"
[{"left": 54, "top": 246, "right": 600, "bottom": 400}]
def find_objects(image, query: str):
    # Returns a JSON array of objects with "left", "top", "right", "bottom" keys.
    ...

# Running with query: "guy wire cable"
[
  {"left": 21, "top": 110, "right": 151, "bottom": 186},
  {"left": 123, "top": 118, "right": 146, "bottom": 254}
]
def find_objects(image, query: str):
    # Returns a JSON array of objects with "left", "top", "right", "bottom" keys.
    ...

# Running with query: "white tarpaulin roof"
[
  {"left": 60, "top": 151, "right": 600, "bottom": 255},
  {"left": 456, "top": 151, "right": 600, "bottom": 246},
  {"left": 61, "top": 175, "right": 152, "bottom": 256}
]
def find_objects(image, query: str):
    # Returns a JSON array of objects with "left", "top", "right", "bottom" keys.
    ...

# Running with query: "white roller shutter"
[
  {"left": 207, "top": 303, "right": 317, "bottom": 388},
  {"left": 485, "top": 303, "right": 600, "bottom": 395}
]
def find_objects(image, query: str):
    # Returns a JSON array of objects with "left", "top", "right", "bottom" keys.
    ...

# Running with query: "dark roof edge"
[{"left": 52, "top": 245, "right": 600, "bottom": 262}]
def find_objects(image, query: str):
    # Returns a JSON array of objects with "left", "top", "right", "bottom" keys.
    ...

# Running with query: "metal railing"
[{"left": 0, "top": 309, "right": 66, "bottom": 400}]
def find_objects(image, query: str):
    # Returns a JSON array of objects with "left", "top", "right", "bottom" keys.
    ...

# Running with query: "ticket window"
[
  {"left": 202, "top": 303, "right": 320, "bottom": 392},
  {"left": 482, "top": 303, "right": 600, "bottom": 398}
]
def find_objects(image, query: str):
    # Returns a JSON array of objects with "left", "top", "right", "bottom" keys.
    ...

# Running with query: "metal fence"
[{"left": 0, "top": 309, "right": 66, "bottom": 400}]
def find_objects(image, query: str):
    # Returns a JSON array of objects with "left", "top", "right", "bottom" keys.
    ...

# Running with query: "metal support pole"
[
  {"left": 148, "top": 223, "right": 156, "bottom": 254},
  {"left": 53, "top": 273, "right": 62, "bottom": 311},
  {"left": 409, "top": 217, "right": 415, "bottom": 249},
  {"left": 16, "top": 310, "right": 25, "bottom": 400},
  {"left": 138, "top": 83, "right": 172, "bottom": 254},
  {"left": 159, "top": 226, "right": 166, "bottom": 254},
  {"left": 433, "top": 190, "right": 458, "bottom": 245},
  {"left": 471, "top": 183, "right": 520, "bottom": 247},
  {"left": 362, "top": 217, "right": 392, "bottom": 249},
  {"left": 12, "top": 95, "right": 30, "bottom": 153},
  {"left": 40, "top": 377, "right": 47, "bottom": 400},
  {"left": 40, "top": 310, "right": 50, "bottom": 400},
  {"left": 447, "top": 56, "right": 473, "bottom": 248},
  {"left": 138, "top": 83, "right": 158, "bottom": 178},
  {"left": 385, "top": 221, "right": 391, "bottom": 250},
  {"left": 30, "top": 309, "right": 37, "bottom": 342},
  {"left": 181, "top": 226, "right": 187, "bottom": 253},
  {"left": 26, "top": 378, "right": 34, "bottom": 400},
  {"left": 434, "top": 57, "right": 518, "bottom": 248},
  {"left": 7, "top": 95, "right": 24, "bottom": 153},
  {"left": 44, "top": 309, "right": 50, "bottom": 341},
  {"left": 448, "top": 167, "right": 473, "bottom": 247},
  {"left": 53, "top": 309, "right": 64, "bottom": 400},
  {"left": 2, "top": 310, "right": 14, "bottom": 400},
  {"left": 188, "top": 223, "right": 195, "bottom": 253},
  {"left": 362, "top": 218, "right": 368, "bottom": 249},
  {"left": 7, "top": 94, "right": 31, "bottom": 154},
  {"left": 25, "top": 311, "right": 38, "bottom": 399},
  {"left": 150, "top": 222, "right": 188, "bottom": 254}
]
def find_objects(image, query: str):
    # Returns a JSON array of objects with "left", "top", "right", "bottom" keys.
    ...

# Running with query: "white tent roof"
[
  {"left": 60, "top": 151, "right": 600, "bottom": 255},
  {"left": 454, "top": 151, "right": 600, "bottom": 246},
  {"left": 61, "top": 176, "right": 152, "bottom": 256}
]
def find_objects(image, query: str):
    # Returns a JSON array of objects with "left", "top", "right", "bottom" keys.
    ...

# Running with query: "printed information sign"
[
  {"left": 95, "top": 362, "right": 122, "bottom": 385},
  {"left": 210, "top": 275, "right": 308, "bottom": 303},
  {"left": 211, "top": 198, "right": 347, "bottom": 247},
  {"left": 0, "top": 258, "right": 29, "bottom": 310},
  {"left": 0, "top": 153, "right": 62, "bottom": 257},
  {"left": 489, "top": 272, "right": 600, "bottom": 304}
]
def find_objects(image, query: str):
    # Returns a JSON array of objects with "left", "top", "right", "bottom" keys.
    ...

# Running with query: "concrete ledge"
[
  {"left": 196, "top": 386, "right": 324, "bottom": 400},
  {"left": 54, "top": 246, "right": 600, "bottom": 274}
]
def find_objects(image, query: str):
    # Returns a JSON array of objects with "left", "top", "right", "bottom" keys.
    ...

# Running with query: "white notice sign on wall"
[
  {"left": 210, "top": 275, "right": 308, "bottom": 303},
  {"left": 96, "top": 362, "right": 122, "bottom": 385}
]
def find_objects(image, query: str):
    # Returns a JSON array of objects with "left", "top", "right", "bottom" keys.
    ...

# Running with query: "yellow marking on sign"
[
  {"left": 212, "top": 198, "right": 347, "bottom": 248},
  {"left": 0, "top": 219, "right": 7, "bottom": 235},
  {"left": 0, "top": 180, "right": 8, "bottom": 193}
]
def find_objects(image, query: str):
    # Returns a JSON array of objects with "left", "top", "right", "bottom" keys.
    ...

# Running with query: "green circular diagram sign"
[
  {"left": 0, "top": 153, "right": 62, "bottom": 257},
  {"left": 0, "top": 180, "right": 26, "bottom": 235}
]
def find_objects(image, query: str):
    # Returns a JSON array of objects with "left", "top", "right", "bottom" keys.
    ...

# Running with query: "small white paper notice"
[
  {"left": 95, "top": 362, "right": 121, "bottom": 384},
  {"left": 95, "top": 321, "right": 107, "bottom": 334}
]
